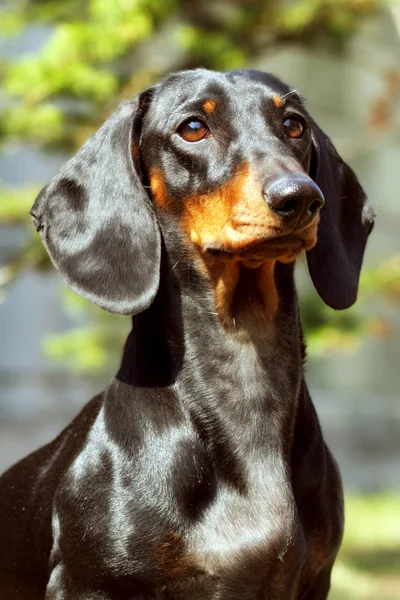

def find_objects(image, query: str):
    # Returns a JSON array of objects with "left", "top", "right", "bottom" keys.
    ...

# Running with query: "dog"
[{"left": 0, "top": 69, "right": 375, "bottom": 599}]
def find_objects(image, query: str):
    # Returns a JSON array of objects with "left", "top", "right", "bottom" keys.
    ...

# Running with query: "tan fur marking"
[
  {"left": 296, "top": 214, "right": 320, "bottom": 251},
  {"left": 154, "top": 530, "right": 194, "bottom": 580},
  {"left": 273, "top": 95, "right": 284, "bottom": 109},
  {"left": 204, "top": 259, "right": 241, "bottom": 328},
  {"left": 257, "top": 261, "right": 278, "bottom": 319},
  {"left": 202, "top": 99, "right": 216, "bottom": 114},
  {"left": 181, "top": 162, "right": 280, "bottom": 251},
  {"left": 198, "top": 256, "right": 279, "bottom": 330},
  {"left": 178, "top": 162, "right": 292, "bottom": 328},
  {"left": 149, "top": 168, "right": 168, "bottom": 208}
]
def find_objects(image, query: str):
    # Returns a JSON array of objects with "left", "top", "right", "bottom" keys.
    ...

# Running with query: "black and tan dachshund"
[{"left": 0, "top": 69, "right": 374, "bottom": 599}]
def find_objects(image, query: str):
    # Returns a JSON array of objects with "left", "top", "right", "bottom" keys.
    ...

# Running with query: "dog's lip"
[
  {"left": 202, "top": 218, "right": 319, "bottom": 259},
  {"left": 203, "top": 234, "right": 306, "bottom": 258}
]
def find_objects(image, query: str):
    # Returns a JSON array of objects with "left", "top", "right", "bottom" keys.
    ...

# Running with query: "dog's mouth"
[{"left": 203, "top": 228, "right": 318, "bottom": 267}]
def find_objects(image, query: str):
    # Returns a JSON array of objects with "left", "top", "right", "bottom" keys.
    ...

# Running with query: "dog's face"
[
  {"left": 30, "top": 69, "right": 375, "bottom": 316},
  {"left": 141, "top": 70, "right": 323, "bottom": 268}
]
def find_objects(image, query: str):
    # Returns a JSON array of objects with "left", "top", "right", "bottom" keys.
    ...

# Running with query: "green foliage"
[
  {"left": 43, "top": 323, "right": 128, "bottom": 373},
  {"left": 1, "top": 103, "right": 64, "bottom": 144},
  {"left": 302, "top": 255, "right": 400, "bottom": 357},
  {"left": 331, "top": 494, "right": 400, "bottom": 600},
  {"left": 0, "top": 0, "right": 182, "bottom": 149},
  {"left": 0, "top": 185, "right": 38, "bottom": 223},
  {"left": 273, "top": 0, "right": 373, "bottom": 36},
  {"left": 0, "top": 0, "right": 383, "bottom": 148},
  {"left": 42, "top": 288, "right": 130, "bottom": 374},
  {"left": 177, "top": 25, "right": 247, "bottom": 71}
]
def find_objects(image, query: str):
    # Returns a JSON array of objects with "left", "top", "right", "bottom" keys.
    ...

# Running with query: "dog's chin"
[{"left": 203, "top": 234, "right": 317, "bottom": 268}]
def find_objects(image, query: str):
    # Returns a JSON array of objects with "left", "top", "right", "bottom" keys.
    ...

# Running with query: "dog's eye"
[
  {"left": 283, "top": 117, "right": 304, "bottom": 139},
  {"left": 178, "top": 119, "right": 210, "bottom": 142}
]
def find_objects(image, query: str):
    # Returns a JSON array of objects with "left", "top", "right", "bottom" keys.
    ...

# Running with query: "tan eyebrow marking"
[
  {"left": 149, "top": 168, "right": 168, "bottom": 209},
  {"left": 202, "top": 99, "right": 216, "bottom": 114},
  {"left": 272, "top": 95, "right": 284, "bottom": 109}
]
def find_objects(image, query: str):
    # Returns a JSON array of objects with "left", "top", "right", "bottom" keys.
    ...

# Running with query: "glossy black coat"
[{"left": 0, "top": 69, "right": 374, "bottom": 600}]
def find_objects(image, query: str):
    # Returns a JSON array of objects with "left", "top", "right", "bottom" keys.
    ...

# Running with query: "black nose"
[{"left": 263, "top": 177, "right": 325, "bottom": 224}]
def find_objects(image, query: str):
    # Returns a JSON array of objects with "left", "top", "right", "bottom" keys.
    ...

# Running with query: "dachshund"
[{"left": 0, "top": 68, "right": 375, "bottom": 600}]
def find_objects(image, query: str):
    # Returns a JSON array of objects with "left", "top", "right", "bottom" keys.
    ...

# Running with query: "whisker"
[
  {"left": 333, "top": 195, "right": 351, "bottom": 202},
  {"left": 168, "top": 253, "right": 185, "bottom": 274},
  {"left": 281, "top": 90, "right": 299, "bottom": 100},
  {"left": 221, "top": 213, "right": 239, "bottom": 231}
]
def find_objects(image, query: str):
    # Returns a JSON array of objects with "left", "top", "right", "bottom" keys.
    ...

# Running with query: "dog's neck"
[{"left": 115, "top": 235, "right": 305, "bottom": 466}]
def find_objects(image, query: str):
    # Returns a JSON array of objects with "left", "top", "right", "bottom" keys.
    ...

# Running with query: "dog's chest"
[
  {"left": 64, "top": 429, "right": 302, "bottom": 597},
  {"left": 158, "top": 466, "right": 304, "bottom": 599},
  {"left": 57, "top": 359, "right": 304, "bottom": 597},
  {"left": 192, "top": 479, "right": 296, "bottom": 560}
]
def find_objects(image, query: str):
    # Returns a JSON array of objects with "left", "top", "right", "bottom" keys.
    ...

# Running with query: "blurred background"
[{"left": 0, "top": 0, "right": 399, "bottom": 597}]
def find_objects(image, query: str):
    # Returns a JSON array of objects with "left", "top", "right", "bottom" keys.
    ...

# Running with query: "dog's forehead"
[{"left": 148, "top": 69, "right": 295, "bottom": 120}]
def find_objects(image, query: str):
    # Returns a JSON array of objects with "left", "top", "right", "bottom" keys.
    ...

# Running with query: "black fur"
[{"left": 0, "top": 69, "right": 374, "bottom": 600}]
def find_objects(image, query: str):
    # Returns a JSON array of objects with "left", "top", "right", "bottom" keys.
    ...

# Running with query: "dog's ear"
[
  {"left": 306, "top": 121, "right": 375, "bottom": 310},
  {"left": 30, "top": 92, "right": 161, "bottom": 315}
]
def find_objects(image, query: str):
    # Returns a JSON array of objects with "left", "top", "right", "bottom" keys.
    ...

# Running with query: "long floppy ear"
[
  {"left": 30, "top": 93, "right": 161, "bottom": 315},
  {"left": 306, "top": 121, "right": 375, "bottom": 310}
]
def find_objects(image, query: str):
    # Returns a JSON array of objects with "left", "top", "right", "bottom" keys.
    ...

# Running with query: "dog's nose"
[{"left": 263, "top": 177, "right": 324, "bottom": 224}]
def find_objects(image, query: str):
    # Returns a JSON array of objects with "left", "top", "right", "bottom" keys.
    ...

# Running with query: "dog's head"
[{"left": 31, "top": 69, "right": 375, "bottom": 315}]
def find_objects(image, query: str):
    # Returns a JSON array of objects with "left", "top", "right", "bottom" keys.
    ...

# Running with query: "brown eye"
[
  {"left": 283, "top": 117, "right": 304, "bottom": 139},
  {"left": 178, "top": 119, "right": 210, "bottom": 142}
]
